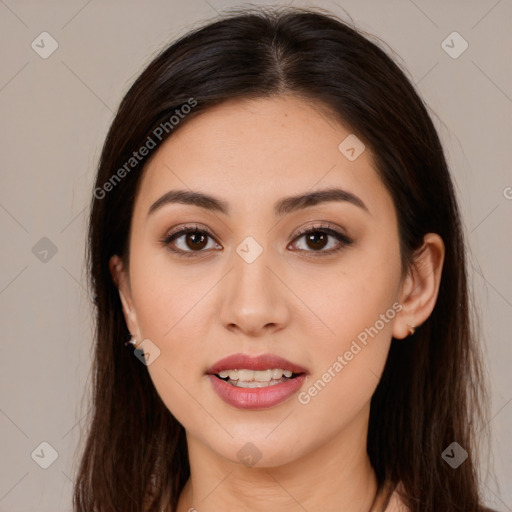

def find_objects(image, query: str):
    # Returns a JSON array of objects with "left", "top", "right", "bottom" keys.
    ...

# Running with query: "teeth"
[
  {"left": 216, "top": 368, "right": 295, "bottom": 382},
  {"left": 233, "top": 380, "right": 282, "bottom": 388},
  {"left": 271, "top": 369, "right": 281, "bottom": 379}
]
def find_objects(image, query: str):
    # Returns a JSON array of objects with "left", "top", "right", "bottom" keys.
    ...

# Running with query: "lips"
[
  {"left": 206, "top": 353, "right": 308, "bottom": 375},
  {"left": 206, "top": 353, "right": 308, "bottom": 410}
]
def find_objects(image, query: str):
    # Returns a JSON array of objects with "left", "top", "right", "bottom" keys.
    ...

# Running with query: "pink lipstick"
[{"left": 206, "top": 353, "right": 308, "bottom": 410}]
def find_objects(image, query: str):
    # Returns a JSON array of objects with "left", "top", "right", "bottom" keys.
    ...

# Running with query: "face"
[{"left": 112, "top": 94, "right": 414, "bottom": 468}]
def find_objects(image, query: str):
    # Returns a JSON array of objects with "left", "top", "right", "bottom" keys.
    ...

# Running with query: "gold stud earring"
[{"left": 408, "top": 324, "right": 416, "bottom": 336}]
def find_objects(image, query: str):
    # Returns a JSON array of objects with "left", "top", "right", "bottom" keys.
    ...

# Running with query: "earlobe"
[
  {"left": 392, "top": 233, "right": 445, "bottom": 340},
  {"left": 109, "top": 255, "right": 140, "bottom": 338}
]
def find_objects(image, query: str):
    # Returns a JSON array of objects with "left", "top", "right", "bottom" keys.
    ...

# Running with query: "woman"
[{"left": 74, "top": 6, "right": 494, "bottom": 512}]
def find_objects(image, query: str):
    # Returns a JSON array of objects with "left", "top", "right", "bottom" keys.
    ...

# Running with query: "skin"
[{"left": 110, "top": 94, "right": 445, "bottom": 512}]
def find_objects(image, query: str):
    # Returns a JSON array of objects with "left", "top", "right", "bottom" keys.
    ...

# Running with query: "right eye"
[{"left": 160, "top": 225, "right": 221, "bottom": 258}]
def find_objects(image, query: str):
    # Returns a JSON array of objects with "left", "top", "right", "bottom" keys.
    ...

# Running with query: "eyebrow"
[{"left": 147, "top": 187, "right": 369, "bottom": 217}]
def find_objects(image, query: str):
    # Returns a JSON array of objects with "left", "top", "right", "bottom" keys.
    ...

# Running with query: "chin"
[{"left": 187, "top": 429, "right": 300, "bottom": 469}]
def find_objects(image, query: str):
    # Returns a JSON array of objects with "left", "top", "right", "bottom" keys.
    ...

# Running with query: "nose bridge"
[
  {"left": 232, "top": 234, "right": 276, "bottom": 303},
  {"left": 233, "top": 237, "right": 272, "bottom": 295},
  {"left": 219, "top": 233, "right": 288, "bottom": 334}
]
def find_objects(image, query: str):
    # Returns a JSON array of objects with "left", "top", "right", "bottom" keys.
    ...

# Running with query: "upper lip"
[{"left": 206, "top": 353, "right": 308, "bottom": 375}]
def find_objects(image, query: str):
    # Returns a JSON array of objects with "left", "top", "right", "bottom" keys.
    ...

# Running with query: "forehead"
[{"left": 135, "top": 94, "right": 390, "bottom": 216}]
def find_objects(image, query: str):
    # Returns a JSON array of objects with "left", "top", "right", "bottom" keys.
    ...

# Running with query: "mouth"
[{"left": 206, "top": 353, "right": 308, "bottom": 409}]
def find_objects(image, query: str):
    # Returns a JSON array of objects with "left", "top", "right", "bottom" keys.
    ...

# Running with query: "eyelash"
[{"left": 160, "top": 222, "right": 353, "bottom": 259}]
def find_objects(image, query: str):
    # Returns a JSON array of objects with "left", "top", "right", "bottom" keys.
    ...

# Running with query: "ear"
[
  {"left": 392, "top": 233, "right": 445, "bottom": 339},
  {"left": 109, "top": 255, "right": 141, "bottom": 340}
]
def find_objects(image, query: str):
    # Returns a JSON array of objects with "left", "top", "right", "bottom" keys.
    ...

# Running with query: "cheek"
[
  {"left": 299, "top": 232, "right": 402, "bottom": 351},
  {"left": 129, "top": 241, "right": 210, "bottom": 341},
  {"left": 295, "top": 234, "right": 402, "bottom": 413},
  {"left": 129, "top": 255, "right": 214, "bottom": 430},
  {"left": 128, "top": 240, "right": 225, "bottom": 346}
]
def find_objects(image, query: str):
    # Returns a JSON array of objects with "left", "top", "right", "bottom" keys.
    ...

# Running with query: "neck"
[{"left": 176, "top": 405, "right": 380, "bottom": 512}]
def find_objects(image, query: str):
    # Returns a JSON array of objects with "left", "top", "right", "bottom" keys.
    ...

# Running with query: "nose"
[{"left": 219, "top": 245, "right": 290, "bottom": 337}]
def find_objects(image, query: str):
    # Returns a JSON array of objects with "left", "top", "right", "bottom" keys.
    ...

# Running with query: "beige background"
[{"left": 0, "top": 0, "right": 511, "bottom": 510}]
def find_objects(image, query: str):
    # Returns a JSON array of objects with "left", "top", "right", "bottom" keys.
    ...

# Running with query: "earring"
[
  {"left": 124, "top": 335, "right": 137, "bottom": 347},
  {"left": 407, "top": 324, "right": 416, "bottom": 336}
]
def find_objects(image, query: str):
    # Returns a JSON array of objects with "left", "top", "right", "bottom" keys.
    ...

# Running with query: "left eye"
[{"left": 289, "top": 227, "right": 352, "bottom": 255}]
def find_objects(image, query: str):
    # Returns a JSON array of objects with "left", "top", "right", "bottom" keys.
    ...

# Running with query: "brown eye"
[
  {"left": 290, "top": 225, "right": 353, "bottom": 256},
  {"left": 303, "top": 231, "right": 329, "bottom": 251},
  {"left": 162, "top": 226, "right": 220, "bottom": 257},
  {"left": 183, "top": 231, "right": 209, "bottom": 251}
]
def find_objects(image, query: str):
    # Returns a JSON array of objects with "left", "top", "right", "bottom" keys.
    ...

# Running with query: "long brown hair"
[{"left": 75, "top": 6, "right": 491, "bottom": 511}]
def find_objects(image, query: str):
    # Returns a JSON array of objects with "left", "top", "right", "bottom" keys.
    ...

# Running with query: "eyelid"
[
  {"left": 291, "top": 221, "right": 350, "bottom": 241},
  {"left": 160, "top": 221, "right": 352, "bottom": 257},
  {"left": 163, "top": 222, "right": 215, "bottom": 241}
]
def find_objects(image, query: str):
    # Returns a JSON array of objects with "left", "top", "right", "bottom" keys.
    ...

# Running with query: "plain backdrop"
[{"left": 0, "top": 1, "right": 511, "bottom": 510}]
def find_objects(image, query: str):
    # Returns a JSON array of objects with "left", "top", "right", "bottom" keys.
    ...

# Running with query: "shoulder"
[
  {"left": 386, "top": 481, "right": 409, "bottom": 511},
  {"left": 388, "top": 496, "right": 497, "bottom": 512},
  {"left": 388, "top": 488, "right": 497, "bottom": 512},
  {"left": 388, "top": 491, "right": 410, "bottom": 511},
  {"left": 375, "top": 481, "right": 410, "bottom": 512},
  {"left": 382, "top": 482, "right": 497, "bottom": 512}
]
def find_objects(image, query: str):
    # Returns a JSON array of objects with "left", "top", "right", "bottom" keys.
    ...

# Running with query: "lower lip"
[{"left": 207, "top": 374, "right": 307, "bottom": 410}]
